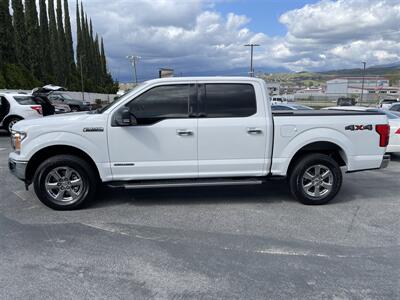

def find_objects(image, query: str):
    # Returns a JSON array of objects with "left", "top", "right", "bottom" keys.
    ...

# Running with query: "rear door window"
[
  {"left": 13, "top": 96, "right": 37, "bottom": 105},
  {"left": 202, "top": 84, "right": 257, "bottom": 118}
]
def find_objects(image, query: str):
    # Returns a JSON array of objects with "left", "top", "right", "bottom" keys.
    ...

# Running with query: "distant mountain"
[
  {"left": 181, "top": 66, "right": 291, "bottom": 77},
  {"left": 318, "top": 63, "right": 400, "bottom": 77}
]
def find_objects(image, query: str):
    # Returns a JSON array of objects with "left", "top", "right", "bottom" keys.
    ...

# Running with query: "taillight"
[
  {"left": 376, "top": 124, "right": 390, "bottom": 147},
  {"left": 30, "top": 105, "right": 42, "bottom": 115},
  {"left": 396, "top": 128, "right": 400, "bottom": 135}
]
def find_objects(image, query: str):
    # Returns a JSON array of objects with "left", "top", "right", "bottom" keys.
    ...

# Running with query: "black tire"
[
  {"left": 70, "top": 106, "right": 80, "bottom": 112},
  {"left": 289, "top": 153, "right": 342, "bottom": 205},
  {"left": 33, "top": 155, "right": 98, "bottom": 210},
  {"left": 5, "top": 117, "right": 23, "bottom": 134}
]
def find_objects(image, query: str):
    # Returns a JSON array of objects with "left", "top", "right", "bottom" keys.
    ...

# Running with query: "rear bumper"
[
  {"left": 8, "top": 158, "right": 27, "bottom": 181},
  {"left": 380, "top": 154, "right": 390, "bottom": 169}
]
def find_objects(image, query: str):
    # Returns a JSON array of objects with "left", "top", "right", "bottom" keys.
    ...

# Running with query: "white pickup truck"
[{"left": 9, "top": 77, "right": 390, "bottom": 210}]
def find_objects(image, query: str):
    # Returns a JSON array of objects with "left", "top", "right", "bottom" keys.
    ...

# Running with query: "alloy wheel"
[{"left": 301, "top": 164, "right": 333, "bottom": 198}]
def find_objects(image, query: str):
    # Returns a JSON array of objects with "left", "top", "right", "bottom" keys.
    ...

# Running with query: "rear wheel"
[
  {"left": 289, "top": 153, "right": 342, "bottom": 205},
  {"left": 5, "top": 117, "right": 22, "bottom": 134},
  {"left": 33, "top": 155, "right": 98, "bottom": 210}
]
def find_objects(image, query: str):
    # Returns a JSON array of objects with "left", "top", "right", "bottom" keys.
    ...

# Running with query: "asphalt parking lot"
[{"left": 0, "top": 130, "right": 399, "bottom": 300}]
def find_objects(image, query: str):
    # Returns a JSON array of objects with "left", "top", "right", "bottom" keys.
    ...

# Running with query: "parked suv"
[
  {"left": 48, "top": 92, "right": 91, "bottom": 112},
  {"left": 0, "top": 93, "right": 43, "bottom": 133}
]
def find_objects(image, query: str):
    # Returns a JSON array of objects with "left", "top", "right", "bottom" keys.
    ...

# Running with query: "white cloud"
[
  {"left": 278, "top": 0, "right": 400, "bottom": 71},
  {"left": 70, "top": 0, "right": 400, "bottom": 81}
]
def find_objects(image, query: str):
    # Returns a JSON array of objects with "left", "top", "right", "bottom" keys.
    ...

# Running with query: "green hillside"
[{"left": 261, "top": 63, "right": 400, "bottom": 87}]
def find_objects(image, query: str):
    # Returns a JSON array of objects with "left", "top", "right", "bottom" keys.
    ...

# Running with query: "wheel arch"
[
  {"left": 25, "top": 145, "right": 100, "bottom": 185},
  {"left": 287, "top": 141, "right": 347, "bottom": 176},
  {"left": 3, "top": 114, "right": 23, "bottom": 125}
]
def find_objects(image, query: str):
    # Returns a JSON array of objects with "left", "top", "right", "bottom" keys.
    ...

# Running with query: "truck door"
[
  {"left": 197, "top": 83, "right": 268, "bottom": 177},
  {"left": 108, "top": 84, "right": 198, "bottom": 180}
]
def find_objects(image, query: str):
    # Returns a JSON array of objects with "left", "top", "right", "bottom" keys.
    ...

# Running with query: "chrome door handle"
[
  {"left": 247, "top": 128, "right": 263, "bottom": 135},
  {"left": 177, "top": 129, "right": 194, "bottom": 136}
]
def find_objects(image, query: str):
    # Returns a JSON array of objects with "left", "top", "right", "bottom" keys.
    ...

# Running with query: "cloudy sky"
[{"left": 70, "top": 0, "right": 400, "bottom": 82}]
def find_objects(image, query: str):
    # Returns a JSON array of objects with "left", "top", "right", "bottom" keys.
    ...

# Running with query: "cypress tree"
[
  {"left": 56, "top": 0, "right": 67, "bottom": 85},
  {"left": 94, "top": 33, "right": 101, "bottom": 86},
  {"left": 80, "top": 3, "right": 88, "bottom": 77},
  {"left": 11, "top": 0, "right": 28, "bottom": 69},
  {"left": 48, "top": 0, "right": 60, "bottom": 84},
  {"left": 100, "top": 38, "right": 107, "bottom": 75},
  {"left": 76, "top": 0, "right": 82, "bottom": 72},
  {"left": 63, "top": 0, "right": 75, "bottom": 72},
  {"left": 0, "top": 0, "right": 16, "bottom": 66},
  {"left": 39, "top": 0, "right": 53, "bottom": 82},
  {"left": 25, "top": 0, "right": 42, "bottom": 80}
]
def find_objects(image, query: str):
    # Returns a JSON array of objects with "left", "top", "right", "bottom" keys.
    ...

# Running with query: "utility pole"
[
  {"left": 245, "top": 44, "right": 260, "bottom": 77},
  {"left": 360, "top": 61, "right": 366, "bottom": 104},
  {"left": 80, "top": 55, "right": 85, "bottom": 101},
  {"left": 126, "top": 55, "right": 141, "bottom": 85}
]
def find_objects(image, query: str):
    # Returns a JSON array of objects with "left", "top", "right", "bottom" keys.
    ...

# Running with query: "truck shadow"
[{"left": 91, "top": 179, "right": 295, "bottom": 209}]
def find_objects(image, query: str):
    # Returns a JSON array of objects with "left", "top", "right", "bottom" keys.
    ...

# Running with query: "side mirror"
[{"left": 114, "top": 107, "right": 137, "bottom": 126}]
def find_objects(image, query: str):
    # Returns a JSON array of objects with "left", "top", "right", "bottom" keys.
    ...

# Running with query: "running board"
[{"left": 107, "top": 178, "right": 264, "bottom": 190}]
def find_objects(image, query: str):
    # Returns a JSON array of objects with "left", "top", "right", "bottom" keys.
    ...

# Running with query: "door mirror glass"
[{"left": 114, "top": 107, "right": 137, "bottom": 126}]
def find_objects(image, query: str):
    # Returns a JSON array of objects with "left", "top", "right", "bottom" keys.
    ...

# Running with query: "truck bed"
[{"left": 272, "top": 110, "right": 385, "bottom": 117}]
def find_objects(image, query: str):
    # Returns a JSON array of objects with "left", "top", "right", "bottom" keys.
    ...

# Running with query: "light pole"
[
  {"left": 79, "top": 55, "right": 85, "bottom": 101},
  {"left": 360, "top": 61, "right": 366, "bottom": 104},
  {"left": 245, "top": 44, "right": 260, "bottom": 77},
  {"left": 126, "top": 55, "right": 141, "bottom": 85}
]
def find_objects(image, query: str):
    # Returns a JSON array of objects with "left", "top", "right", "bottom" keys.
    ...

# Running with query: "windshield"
[{"left": 96, "top": 83, "right": 145, "bottom": 113}]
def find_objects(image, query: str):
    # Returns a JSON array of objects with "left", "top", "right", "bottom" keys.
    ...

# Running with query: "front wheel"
[
  {"left": 289, "top": 153, "right": 342, "bottom": 205},
  {"left": 33, "top": 155, "right": 98, "bottom": 210}
]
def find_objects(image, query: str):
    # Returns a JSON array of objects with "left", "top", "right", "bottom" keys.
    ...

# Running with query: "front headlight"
[{"left": 11, "top": 131, "right": 27, "bottom": 154}]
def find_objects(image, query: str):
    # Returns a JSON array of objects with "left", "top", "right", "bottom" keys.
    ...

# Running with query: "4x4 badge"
[{"left": 345, "top": 125, "right": 373, "bottom": 131}]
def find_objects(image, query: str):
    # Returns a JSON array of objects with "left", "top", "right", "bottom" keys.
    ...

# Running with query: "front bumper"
[
  {"left": 8, "top": 158, "right": 28, "bottom": 181},
  {"left": 380, "top": 154, "right": 390, "bottom": 169}
]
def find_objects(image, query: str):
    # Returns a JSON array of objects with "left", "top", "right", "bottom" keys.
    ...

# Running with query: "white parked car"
[
  {"left": 324, "top": 106, "right": 400, "bottom": 153},
  {"left": 0, "top": 93, "right": 43, "bottom": 134},
  {"left": 9, "top": 77, "right": 390, "bottom": 210},
  {"left": 379, "top": 99, "right": 399, "bottom": 110}
]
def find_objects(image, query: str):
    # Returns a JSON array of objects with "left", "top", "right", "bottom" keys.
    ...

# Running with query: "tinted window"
[
  {"left": 127, "top": 84, "right": 190, "bottom": 124},
  {"left": 204, "top": 84, "right": 256, "bottom": 117},
  {"left": 13, "top": 96, "right": 37, "bottom": 105}
]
